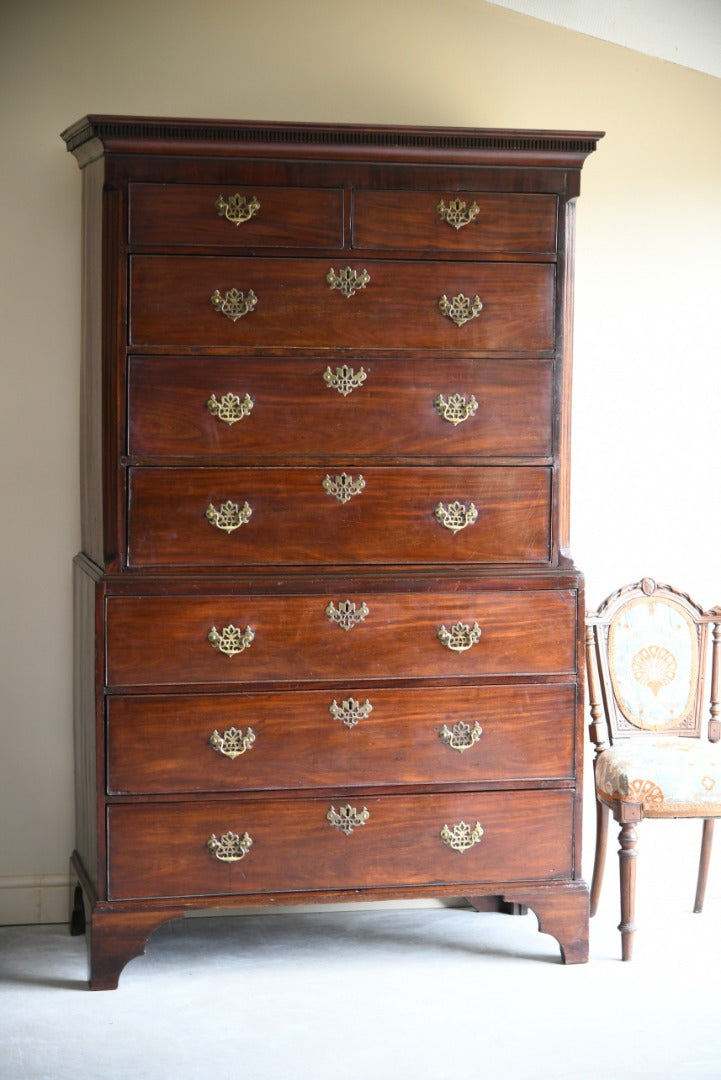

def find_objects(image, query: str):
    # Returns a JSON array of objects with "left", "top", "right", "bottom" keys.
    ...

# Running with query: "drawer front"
[
  {"left": 352, "top": 191, "right": 558, "bottom": 254},
  {"left": 129, "top": 256, "right": 555, "bottom": 351},
  {"left": 107, "top": 789, "right": 574, "bottom": 899},
  {"left": 128, "top": 356, "right": 554, "bottom": 460},
  {"left": 105, "top": 588, "right": 577, "bottom": 687},
  {"left": 127, "top": 466, "right": 552, "bottom": 567},
  {"left": 129, "top": 183, "right": 344, "bottom": 248},
  {"left": 107, "top": 683, "right": 576, "bottom": 794}
]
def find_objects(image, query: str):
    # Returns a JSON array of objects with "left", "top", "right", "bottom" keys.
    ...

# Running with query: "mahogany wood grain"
[
  {"left": 126, "top": 466, "right": 552, "bottom": 567},
  {"left": 106, "top": 682, "right": 577, "bottom": 794},
  {"left": 129, "top": 183, "right": 344, "bottom": 248},
  {"left": 104, "top": 588, "right": 578, "bottom": 688},
  {"left": 129, "top": 257, "right": 554, "bottom": 352},
  {"left": 64, "top": 117, "right": 599, "bottom": 984},
  {"left": 127, "top": 355, "right": 554, "bottom": 461},
  {"left": 107, "top": 789, "right": 574, "bottom": 900},
  {"left": 352, "top": 190, "right": 557, "bottom": 253}
]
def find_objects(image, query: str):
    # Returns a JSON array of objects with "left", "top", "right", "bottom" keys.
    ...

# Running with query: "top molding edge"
[{"left": 61, "top": 115, "right": 604, "bottom": 169}]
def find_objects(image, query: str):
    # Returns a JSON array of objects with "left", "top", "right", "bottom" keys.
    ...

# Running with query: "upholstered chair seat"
[{"left": 596, "top": 738, "right": 721, "bottom": 816}]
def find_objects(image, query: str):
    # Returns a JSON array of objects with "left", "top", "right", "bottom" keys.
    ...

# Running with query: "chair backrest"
[{"left": 586, "top": 578, "right": 721, "bottom": 752}]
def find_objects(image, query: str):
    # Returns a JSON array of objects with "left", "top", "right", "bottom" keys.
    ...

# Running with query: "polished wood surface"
[
  {"left": 129, "top": 183, "right": 344, "bottom": 247},
  {"left": 107, "top": 683, "right": 577, "bottom": 794},
  {"left": 127, "top": 466, "right": 552, "bottom": 567},
  {"left": 64, "top": 116, "right": 600, "bottom": 986},
  {"left": 352, "top": 190, "right": 558, "bottom": 253},
  {"left": 105, "top": 587, "right": 577, "bottom": 687},
  {"left": 129, "top": 257, "right": 555, "bottom": 351},
  {"left": 127, "top": 355, "right": 554, "bottom": 460},
  {"left": 107, "top": 790, "right": 574, "bottom": 900}
]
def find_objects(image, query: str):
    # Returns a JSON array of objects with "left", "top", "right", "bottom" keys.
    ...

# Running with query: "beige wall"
[{"left": 1, "top": 0, "right": 719, "bottom": 922}]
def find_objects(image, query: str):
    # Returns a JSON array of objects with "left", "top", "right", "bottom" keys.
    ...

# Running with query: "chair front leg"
[
  {"left": 694, "top": 818, "right": 715, "bottom": 914},
  {"left": 617, "top": 816, "right": 640, "bottom": 961},
  {"left": 590, "top": 798, "right": 609, "bottom": 917}
]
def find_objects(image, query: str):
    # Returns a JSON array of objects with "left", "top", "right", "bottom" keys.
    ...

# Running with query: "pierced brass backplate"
[
  {"left": 323, "top": 365, "right": 367, "bottom": 396},
  {"left": 206, "top": 500, "right": 253, "bottom": 534},
  {"left": 437, "top": 621, "right": 482, "bottom": 653},
  {"left": 326, "top": 266, "right": 371, "bottom": 298},
  {"left": 440, "top": 820, "right": 484, "bottom": 853},
  {"left": 209, "top": 726, "right": 256, "bottom": 759},
  {"left": 439, "top": 720, "right": 483, "bottom": 752},
  {"left": 215, "top": 193, "right": 260, "bottom": 226},
  {"left": 207, "top": 830, "right": 254, "bottom": 862},
  {"left": 434, "top": 393, "right": 478, "bottom": 426},
  {"left": 208, "top": 624, "right": 255, "bottom": 657},
  {"left": 438, "top": 293, "right": 483, "bottom": 327},
  {"left": 329, "top": 697, "right": 373, "bottom": 729},
  {"left": 436, "top": 197, "right": 480, "bottom": 230},
  {"left": 207, "top": 392, "right": 254, "bottom": 425},
  {"left": 210, "top": 288, "right": 258, "bottom": 322},
  {"left": 434, "top": 501, "right": 478, "bottom": 534},
  {"left": 323, "top": 472, "right": 365, "bottom": 504},
  {"left": 326, "top": 600, "right": 369, "bottom": 631},
  {"left": 327, "top": 804, "right": 370, "bottom": 835}
]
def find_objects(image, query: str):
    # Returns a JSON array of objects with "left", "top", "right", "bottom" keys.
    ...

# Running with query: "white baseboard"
[{"left": 0, "top": 875, "right": 71, "bottom": 926}]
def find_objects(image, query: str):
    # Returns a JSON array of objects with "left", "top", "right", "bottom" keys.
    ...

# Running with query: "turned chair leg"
[
  {"left": 694, "top": 818, "right": 715, "bottom": 913},
  {"left": 618, "top": 820, "right": 638, "bottom": 961},
  {"left": 590, "top": 799, "right": 609, "bottom": 917}
]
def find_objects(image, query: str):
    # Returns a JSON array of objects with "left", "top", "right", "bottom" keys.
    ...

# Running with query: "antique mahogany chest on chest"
[{"left": 62, "top": 115, "right": 601, "bottom": 988}]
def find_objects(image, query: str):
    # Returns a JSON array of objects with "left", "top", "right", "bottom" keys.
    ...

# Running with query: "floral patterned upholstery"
[
  {"left": 608, "top": 596, "right": 698, "bottom": 731},
  {"left": 595, "top": 737, "right": 721, "bottom": 817}
]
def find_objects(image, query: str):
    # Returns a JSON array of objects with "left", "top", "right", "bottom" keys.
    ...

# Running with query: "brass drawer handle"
[
  {"left": 326, "top": 599, "right": 369, "bottom": 631},
  {"left": 438, "top": 293, "right": 483, "bottom": 327},
  {"left": 208, "top": 624, "right": 255, "bottom": 657},
  {"left": 436, "top": 197, "right": 480, "bottom": 231},
  {"left": 207, "top": 830, "right": 253, "bottom": 862},
  {"left": 327, "top": 804, "right": 370, "bottom": 835},
  {"left": 434, "top": 501, "right": 478, "bottom": 534},
  {"left": 326, "top": 266, "right": 371, "bottom": 298},
  {"left": 323, "top": 365, "right": 367, "bottom": 396},
  {"left": 206, "top": 500, "right": 253, "bottom": 534},
  {"left": 211, "top": 287, "right": 258, "bottom": 322},
  {"left": 440, "top": 820, "right": 484, "bottom": 853},
  {"left": 215, "top": 193, "right": 260, "bottom": 226},
  {"left": 207, "top": 392, "right": 254, "bottom": 425},
  {"left": 209, "top": 726, "right": 256, "bottom": 759},
  {"left": 329, "top": 697, "right": 373, "bottom": 729},
  {"left": 323, "top": 472, "right": 365, "bottom": 504},
  {"left": 434, "top": 393, "right": 478, "bottom": 426},
  {"left": 437, "top": 621, "right": 482, "bottom": 652},
  {"left": 439, "top": 720, "right": 482, "bottom": 752}
]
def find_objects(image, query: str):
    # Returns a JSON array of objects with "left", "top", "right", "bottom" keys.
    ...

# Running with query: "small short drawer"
[
  {"left": 107, "top": 788, "right": 574, "bottom": 899},
  {"left": 129, "top": 183, "right": 344, "bottom": 248},
  {"left": 104, "top": 587, "right": 578, "bottom": 688},
  {"left": 127, "top": 466, "right": 552, "bottom": 568},
  {"left": 106, "top": 683, "right": 577, "bottom": 795},
  {"left": 127, "top": 355, "right": 554, "bottom": 461},
  {"left": 352, "top": 191, "right": 557, "bottom": 254},
  {"left": 129, "top": 256, "right": 555, "bottom": 352}
]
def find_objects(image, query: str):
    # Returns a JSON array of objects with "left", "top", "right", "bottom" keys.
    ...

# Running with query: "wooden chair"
[{"left": 585, "top": 577, "right": 721, "bottom": 959}]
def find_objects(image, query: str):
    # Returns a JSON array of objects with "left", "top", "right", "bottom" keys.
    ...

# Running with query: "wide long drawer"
[
  {"left": 105, "top": 588, "right": 577, "bottom": 687},
  {"left": 129, "top": 257, "right": 554, "bottom": 351},
  {"left": 107, "top": 789, "right": 574, "bottom": 899},
  {"left": 129, "top": 183, "right": 344, "bottom": 248},
  {"left": 127, "top": 466, "right": 552, "bottom": 567},
  {"left": 106, "top": 683, "right": 577, "bottom": 794},
  {"left": 127, "top": 355, "right": 554, "bottom": 460}
]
